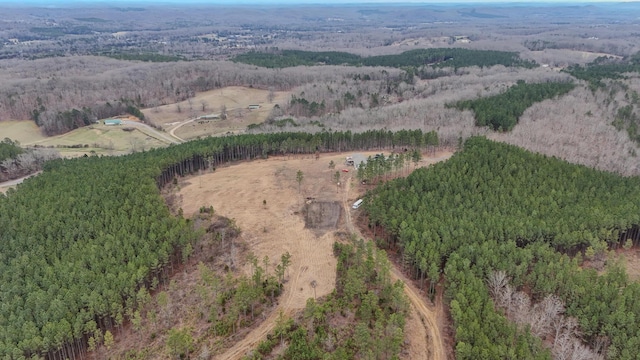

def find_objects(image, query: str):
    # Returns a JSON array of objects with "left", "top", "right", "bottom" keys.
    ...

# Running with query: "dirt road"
[
  {"left": 168, "top": 119, "right": 194, "bottom": 142},
  {"left": 121, "top": 120, "right": 182, "bottom": 144},
  {"left": 0, "top": 171, "right": 41, "bottom": 192},
  {"left": 343, "top": 152, "right": 451, "bottom": 360}
]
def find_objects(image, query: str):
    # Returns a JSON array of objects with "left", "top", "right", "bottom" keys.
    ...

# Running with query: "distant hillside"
[{"left": 233, "top": 48, "right": 537, "bottom": 71}]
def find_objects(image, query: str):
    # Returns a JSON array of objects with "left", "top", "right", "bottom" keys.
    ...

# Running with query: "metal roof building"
[{"left": 104, "top": 119, "right": 123, "bottom": 126}]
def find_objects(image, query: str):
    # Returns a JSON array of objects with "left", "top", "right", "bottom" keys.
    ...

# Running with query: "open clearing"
[
  {"left": 1, "top": 86, "right": 288, "bottom": 157},
  {"left": 29, "top": 123, "right": 170, "bottom": 156},
  {"left": 178, "top": 150, "right": 452, "bottom": 359},
  {"left": 524, "top": 49, "right": 623, "bottom": 67},
  {"left": 0, "top": 120, "right": 46, "bottom": 144},
  {"left": 0, "top": 119, "right": 172, "bottom": 157},
  {"left": 143, "top": 86, "right": 289, "bottom": 140}
]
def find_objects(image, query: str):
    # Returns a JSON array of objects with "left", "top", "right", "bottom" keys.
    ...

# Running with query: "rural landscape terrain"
[{"left": 2, "top": 1, "right": 640, "bottom": 360}]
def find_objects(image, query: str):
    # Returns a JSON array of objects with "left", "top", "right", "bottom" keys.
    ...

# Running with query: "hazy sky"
[
  {"left": 5, "top": 0, "right": 639, "bottom": 7},
  {"left": 11, "top": 0, "right": 640, "bottom": 3}
]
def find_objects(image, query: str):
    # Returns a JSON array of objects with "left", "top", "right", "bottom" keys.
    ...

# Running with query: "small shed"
[
  {"left": 198, "top": 114, "right": 220, "bottom": 120},
  {"left": 104, "top": 119, "right": 123, "bottom": 126}
]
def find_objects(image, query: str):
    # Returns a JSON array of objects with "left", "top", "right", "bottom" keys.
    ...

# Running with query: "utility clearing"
[{"left": 178, "top": 150, "right": 452, "bottom": 359}]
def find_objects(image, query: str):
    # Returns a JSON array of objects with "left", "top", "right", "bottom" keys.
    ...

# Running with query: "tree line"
[
  {"left": 233, "top": 48, "right": 537, "bottom": 71},
  {"left": 364, "top": 137, "right": 640, "bottom": 358},
  {"left": 0, "top": 138, "right": 23, "bottom": 162},
  {"left": 32, "top": 98, "right": 145, "bottom": 136},
  {"left": 355, "top": 148, "right": 430, "bottom": 185}
]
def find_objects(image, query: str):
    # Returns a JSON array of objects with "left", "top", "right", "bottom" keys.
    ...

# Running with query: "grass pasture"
[
  {"left": 0, "top": 120, "right": 47, "bottom": 145},
  {"left": 24, "top": 124, "right": 169, "bottom": 157}
]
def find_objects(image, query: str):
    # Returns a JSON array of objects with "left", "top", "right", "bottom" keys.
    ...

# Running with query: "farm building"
[
  {"left": 104, "top": 119, "right": 123, "bottom": 126},
  {"left": 198, "top": 114, "right": 220, "bottom": 120},
  {"left": 248, "top": 104, "right": 261, "bottom": 110}
]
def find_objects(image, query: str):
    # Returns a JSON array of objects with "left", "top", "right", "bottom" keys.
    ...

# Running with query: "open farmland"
[
  {"left": 142, "top": 86, "right": 289, "bottom": 140},
  {"left": 0, "top": 120, "right": 47, "bottom": 144},
  {"left": 28, "top": 123, "right": 170, "bottom": 156}
]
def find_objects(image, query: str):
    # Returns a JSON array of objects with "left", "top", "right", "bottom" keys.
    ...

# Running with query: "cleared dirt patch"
[
  {"left": 304, "top": 201, "right": 342, "bottom": 233},
  {"left": 177, "top": 151, "right": 390, "bottom": 359},
  {"left": 607, "top": 248, "right": 640, "bottom": 282}
]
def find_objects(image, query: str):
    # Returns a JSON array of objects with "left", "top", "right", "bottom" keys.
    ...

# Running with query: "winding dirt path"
[
  {"left": 343, "top": 152, "right": 451, "bottom": 360},
  {"left": 168, "top": 118, "right": 195, "bottom": 142}
]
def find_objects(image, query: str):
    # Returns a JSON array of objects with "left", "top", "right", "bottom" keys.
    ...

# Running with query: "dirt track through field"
[{"left": 178, "top": 151, "right": 451, "bottom": 359}]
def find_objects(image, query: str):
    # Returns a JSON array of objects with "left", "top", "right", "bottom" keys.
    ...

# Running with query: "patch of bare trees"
[
  {"left": 492, "top": 83, "right": 640, "bottom": 176},
  {"left": 488, "top": 271, "right": 603, "bottom": 360},
  {"left": 255, "top": 66, "right": 572, "bottom": 147},
  {"left": 0, "top": 57, "right": 408, "bottom": 122},
  {"left": 0, "top": 148, "right": 59, "bottom": 182}
]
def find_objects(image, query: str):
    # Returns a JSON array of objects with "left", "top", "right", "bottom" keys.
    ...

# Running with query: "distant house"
[
  {"left": 104, "top": 119, "right": 123, "bottom": 126},
  {"left": 248, "top": 104, "right": 261, "bottom": 110}
]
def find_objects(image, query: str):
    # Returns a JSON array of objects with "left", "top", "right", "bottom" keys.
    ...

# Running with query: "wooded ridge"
[{"left": 365, "top": 137, "right": 640, "bottom": 359}]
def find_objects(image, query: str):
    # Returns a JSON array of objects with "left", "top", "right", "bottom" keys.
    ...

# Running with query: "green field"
[
  {"left": 0, "top": 120, "right": 47, "bottom": 144},
  {"left": 0, "top": 120, "right": 171, "bottom": 157}
]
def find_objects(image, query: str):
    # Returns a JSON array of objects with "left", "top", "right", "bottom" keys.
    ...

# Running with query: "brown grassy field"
[
  {"left": 0, "top": 86, "right": 289, "bottom": 157},
  {"left": 96, "top": 150, "right": 452, "bottom": 359},
  {"left": 173, "top": 150, "right": 451, "bottom": 359},
  {"left": 0, "top": 119, "right": 170, "bottom": 157}
]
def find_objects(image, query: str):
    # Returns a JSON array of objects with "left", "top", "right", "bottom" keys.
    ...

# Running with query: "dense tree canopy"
[
  {"left": 451, "top": 80, "right": 575, "bottom": 131},
  {"left": 233, "top": 48, "right": 536, "bottom": 70},
  {"left": 565, "top": 52, "right": 640, "bottom": 89},
  {"left": 0, "top": 138, "right": 23, "bottom": 162},
  {"left": 365, "top": 137, "right": 640, "bottom": 358}
]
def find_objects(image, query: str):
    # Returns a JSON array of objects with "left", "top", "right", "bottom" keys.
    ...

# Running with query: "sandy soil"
[
  {"left": 178, "top": 150, "right": 452, "bottom": 359},
  {"left": 143, "top": 86, "right": 289, "bottom": 140}
]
